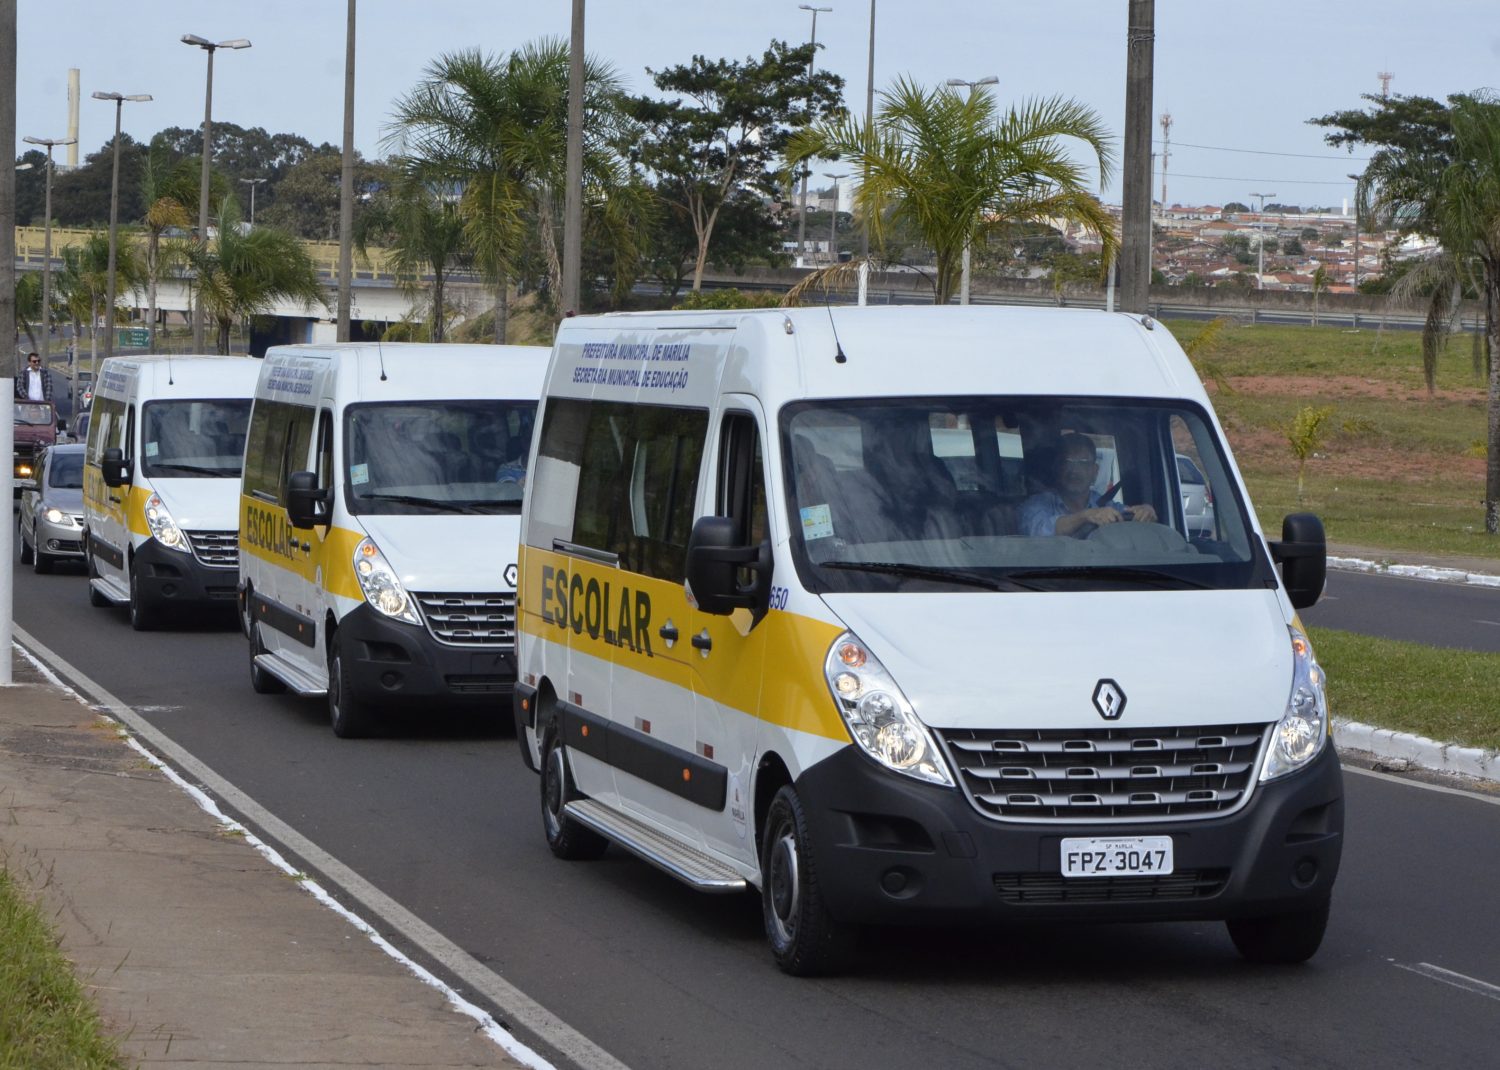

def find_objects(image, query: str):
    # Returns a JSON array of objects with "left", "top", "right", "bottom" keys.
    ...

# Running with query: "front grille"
[
  {"left": 185, "top": 529, "right": 238, "bottom": 569},
  {"left": 445, "top": 674, "right": 514, "bottom": 694},
  {"left": 937, "top": 723, "right": 1268, "bottom": 824},
  {"left": 414, "top": 591, "right": 516, "bottom": 647},
  {"left": 994, "top": 869, "right": 1229, "bottom": 904}
]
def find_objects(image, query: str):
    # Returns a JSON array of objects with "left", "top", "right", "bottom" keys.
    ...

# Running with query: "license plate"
[{"left": 1060, "top": 836, "right": 1173, "bottom": 878}]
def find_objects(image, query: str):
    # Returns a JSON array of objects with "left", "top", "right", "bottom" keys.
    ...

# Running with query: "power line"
[
  {"left": 1153, "top": 139, "right": 1369, "bottom": 163},
  {"left": 1164, "top": 171, "right": 1359, "bottom": 186}
]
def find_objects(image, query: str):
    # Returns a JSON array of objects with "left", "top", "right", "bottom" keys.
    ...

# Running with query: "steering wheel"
[{"left": 1086, "top": 519, "right": 1194, "bottom": 554}]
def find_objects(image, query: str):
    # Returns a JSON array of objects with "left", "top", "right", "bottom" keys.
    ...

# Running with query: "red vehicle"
[{"left": 14, "top": 399, "right": 60, "bottom": 496}]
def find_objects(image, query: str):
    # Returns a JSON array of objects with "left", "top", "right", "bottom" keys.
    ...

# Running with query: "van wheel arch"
[{"left": 753, "top": 752, "right": 793, "bottom": 858}]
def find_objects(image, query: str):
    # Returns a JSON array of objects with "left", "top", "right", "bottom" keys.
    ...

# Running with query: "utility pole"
[
  {"left": 1120, "top": 0, "right": 1154, "bottom": 313},
  {"left": 1158, "top": 112, "right": 1172, "bottom": 210},
  {"left": 562, "top": 0, "right": 584, "bottom": 317},
  {"left": 337, "top": 0, "right": 356, "bottom": 342},
  {"left": 1251, "top": 191, "right": 1275, "bottom": 288},
  {"left": 796, "top": 4, "right": 831, "bottom": 265},
  {"left": 94, "top": 91, "right": 152, "bottom": 363},
  {"left": 1348, "top": 173, "right": 1361, "bottom": 291},
  {"left": 858, "top": 0, "right": 875, "bottom": 305},
  {"left": 1, "top": 0, "right": 14, "bottom": 683}
]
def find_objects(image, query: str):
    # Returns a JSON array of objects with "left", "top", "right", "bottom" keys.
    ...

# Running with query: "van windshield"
[
  {"left": 343, "top": 399, "right": 538, "bottom": 515},
  {"left": 781, "top": 396, "right": 1275, "bottom": 594},
  {"left": 142, "top": 399, "right": 252, "bottom": 478}
]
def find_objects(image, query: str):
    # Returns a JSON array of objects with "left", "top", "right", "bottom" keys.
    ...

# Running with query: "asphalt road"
[
  {"left": 14, "top": 556, "right": 1500, "bottom": 1070},
  {"left": 1303, "top": 568, "right": 1500, "bottom": 653}
]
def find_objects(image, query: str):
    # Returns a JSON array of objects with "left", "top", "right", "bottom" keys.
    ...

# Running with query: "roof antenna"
[
  {"left": 167, "top": 348, "right": 174, "bottom": 386},
  {"left": 375, "top": 336, "right": 388, "bottom": 382},
  {"left": 823, "top": 300, "right": 848, "bottom": 364}
]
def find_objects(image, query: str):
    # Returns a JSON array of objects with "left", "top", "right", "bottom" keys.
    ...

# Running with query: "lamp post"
[
  {"left": 946, "top": 76, "right": 997, "bottom": 305},
  {"left": 859, "top": 0, "right": 875, "bottom": 304},
  {"left": 92, "top": 92, "right": 152, "bottom": 363},
  {"left": 1347, "top": 173, "right": 1361, "bottom": 291},
  {"left": 239, "top": 177, "right": 266, "bottom": 225},
  {"left": 824, "top": 173, "right": 846, "bottom": 264},
  {"left": 182, "top": 33, "right": 251, "bottom": 353},
  {"left": 21, "top": 135, "right": 75, "bottom": 371},
  {"left": 796, "top": 3, "right": 831, "bottom": 265},
  {"left": 1250, "top": 191, "right": 1275, "bottom": 289}
]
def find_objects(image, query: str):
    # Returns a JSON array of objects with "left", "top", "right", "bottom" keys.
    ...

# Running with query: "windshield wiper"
[
  {"left": 150, "top": 463, "right": 234, "bottom": 477},
  {"left": 1007, "top": 565, "right": 1210, "bottom": 590},
  {"left": 356, "top": 492, "right": 485, "bottom": 514},
  {"left": 821, "top": 560, "right": 1039, "bottom": 592}
]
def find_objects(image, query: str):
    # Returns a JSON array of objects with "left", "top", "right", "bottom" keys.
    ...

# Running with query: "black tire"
[
  {"left": 128, "top": 559, "right": 157, "bottom": 631},
  {"left": 540, "top": 730, "right": 608, "bottom": 860},
  {"left": 33, "top": 546, "right": 53, "bottom": 574},
  {"left": 327, "top": 630, "right": 376, "bottom": 738},
  {"left": 1227, "top": 899, "right": 1330, "bottom": 965},
  {"left": 17, "top": 518, "right": 33, "bottom": 565},
  {"left": 760, "top": 785, "right": 854, "bottom": 976},
  {"left": 247, "top": 618, "right": 287, "bottom": 695}
]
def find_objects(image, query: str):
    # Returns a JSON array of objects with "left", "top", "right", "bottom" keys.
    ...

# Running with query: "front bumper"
[
  {"left": 133, "top": 537, "right": 239, "bottom": 610},
  {"left": 794, "top": 741, "right": 1343, "bottom": 926},
  {"left": 34, "top": 514, "right": 85, "bottom": 558},
  {"left": 338, "top": 601, "right": 516, "bottom": 709}
]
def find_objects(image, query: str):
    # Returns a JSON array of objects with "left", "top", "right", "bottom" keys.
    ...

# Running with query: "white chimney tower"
[{"left": 67, "top": 68, "right": 80, "bottom": 168}]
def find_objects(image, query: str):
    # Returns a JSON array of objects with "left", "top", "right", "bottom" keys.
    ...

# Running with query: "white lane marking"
[
  {"left": 1477, "top": 619, "right": 1500, "bottom": 627},
  {"left": 1343, "top": 764, "right": 1500, "bottom": 806},
  {"left": 1395, "top": 961, "right": 1500, "bottom": 1001},
  {"left": 14, "top": 628, "right": 631, "bottom": 1070}
]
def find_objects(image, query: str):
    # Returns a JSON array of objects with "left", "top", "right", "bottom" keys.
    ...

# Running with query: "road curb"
[
  {"left": 1335, "top": 717, "right": 1500, "bottom": 784},
  {"left": 1328, "top": 554, "right": 1500, "bottom": 588}
]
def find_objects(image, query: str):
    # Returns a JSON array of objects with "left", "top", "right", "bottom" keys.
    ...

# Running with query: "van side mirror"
[
  {"left": 101, "top": 446, "right": 132, "bottom": 488},
  {"left": 286, "top": 470, "right": 330, "bottom": 528},
  {"left": 685, "top": 515, "right": 772, "bottom": 620},
  {"left": 1269, "top": 512, "right": 1326, "bottom": 610}
]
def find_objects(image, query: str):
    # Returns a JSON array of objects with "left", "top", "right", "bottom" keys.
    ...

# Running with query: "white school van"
[
  {"left": 516, "top": 306, "right": 1341, "bottom": 975},
  {"left": 237, "top": 343, "right": 548, "bottom": 737},
  {"left": 84, "top": 354, "right": 262, "bottom": 628}
]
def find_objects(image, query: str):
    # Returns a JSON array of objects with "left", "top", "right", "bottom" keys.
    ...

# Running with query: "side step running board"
[
  {"left": 254, "top": 652, "right": 328, "bottom": 697},
  {"left": 89, "top": 576, "right": 129, "bottom": 606},
  {"left": 565, "top": 799, "right": 748, "bottom": 893}
]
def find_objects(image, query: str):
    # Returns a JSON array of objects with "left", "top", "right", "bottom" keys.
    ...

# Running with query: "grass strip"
[
  {"left": 0, "top": 866, "right": 126, "bottom": 1070},
  {"left": 1310, "top": 626, "right": 1500, "bottom": 753}
]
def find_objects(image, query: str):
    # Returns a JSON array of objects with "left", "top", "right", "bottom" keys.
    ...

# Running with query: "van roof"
[
  {"left": 95, "top": 353, "right": 263, "bottom": 402},
  {"left": 262, "top": 343, "right": 550, "bottom": 402},
  {"left": 553, "top": 305, "right": 1202, "bottom": 406}
]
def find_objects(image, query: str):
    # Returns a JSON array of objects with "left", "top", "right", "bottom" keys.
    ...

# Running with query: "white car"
[{"left": 1178, "top": 453, "right": 1216, "bottom": 537}]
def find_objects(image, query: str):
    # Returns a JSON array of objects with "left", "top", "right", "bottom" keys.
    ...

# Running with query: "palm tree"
[
  {"left": 355, "top": 167, "right": 469, "bottom": 342},
  {"left": 56, "top": 231, "right": 145, "bottom": 382},
  {"left": 387, "top": 39, "right": 645, "bottom": 339},
  {"left": 185, "top": 198, "right": 327, "bottom": 354},
  {"left": 788, "top": 78, "right": 1118, "bottom": 304},
  {"left": 139, "top": 150, "right": 198, "bottom": 353},
  {"left": 14, "top": 272, "right": 42, "bottom": 368},
  {"left": 1363, "top": 91, "right": 1500, "bottom": 531}
]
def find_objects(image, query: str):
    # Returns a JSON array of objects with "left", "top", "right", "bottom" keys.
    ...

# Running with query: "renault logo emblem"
[
  {"left": 504, "top": 563, "right": 518, "bottom": 586},
  {"left": 1092, "top": 679, "right": 1126, "bottom": 720}
]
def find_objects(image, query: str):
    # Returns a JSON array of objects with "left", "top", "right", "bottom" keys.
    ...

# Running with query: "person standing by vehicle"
[{"left": 15, "top": 352, "right": 53, "bottom": 401}]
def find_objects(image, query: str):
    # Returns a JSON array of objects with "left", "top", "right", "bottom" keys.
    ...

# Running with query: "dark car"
[{"left": 17, "top": 443, "right": 85, "bottom": 573}]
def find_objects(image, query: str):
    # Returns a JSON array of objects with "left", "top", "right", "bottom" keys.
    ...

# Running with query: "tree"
[
  {"left": 56, "top": 231, "right": 145, "bottom": 377},
  {"left": 642, "top": 179, "right": 782, "bottom": 296},
  {"left": 354, "top": 168, "right": 469, "bottom": 341},
  {"left": 138, "top": 148, "right": 198, "bottom": 352},
  {"left": 258, "top": 148, "right": 394, "bottom": 240},
  {"left": 1222, "top": 201, "right": 1249, "bottom": 215},
  {"left": 388, "top": 40, "right": 647, "bottom": 339},
  {"left": 1285, "top": 405, "right": 1333, "bottom": 503},
  {"left": 630, "top": 39, "right": 844, "bottom": 292},
  {"left": 14, "top": 272, "right": 41, "bottom": 363},
  {"left": 184, "top": 198, "right": 327, "bottom": 354},
  {"left": 788, "top": 78, "right": 1117, "bottom": 304},
  {"left": 152, "top": 123, "right": 316, "bottom": 216},
  {"left": 50, "top": 136, "right": 148, "bottom": 226}
]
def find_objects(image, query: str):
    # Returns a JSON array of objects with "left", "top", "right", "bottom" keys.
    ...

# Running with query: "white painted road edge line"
[
  {"left": 1328, "top": 555, "right": 1500, "bottom": 588},
  {"left": 1394, "top": 961, "right": 1500, "bottom": 1001},
  {"left": 13, "top": 629, "right": 631, "bottom": 1070}
]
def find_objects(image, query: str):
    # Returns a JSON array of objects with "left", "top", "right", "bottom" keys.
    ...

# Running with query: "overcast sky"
[{"left": 16, "top": 1, "right": 1500, "bottom": 212}]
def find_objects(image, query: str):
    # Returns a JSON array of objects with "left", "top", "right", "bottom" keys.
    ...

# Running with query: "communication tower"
[
  {"left": 1378, "top": 71, "right": 1393, "bottom": 99},
  {"left": 1159, "top": 112, "right": 1172, "bottom": 211}
]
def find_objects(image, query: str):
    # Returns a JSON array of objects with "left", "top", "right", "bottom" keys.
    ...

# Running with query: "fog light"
[
  {"left": 1293, "top": 858, "right": 1319, "bottom": 887},
  {"left": 380, "top": 671, "right": 400, "bottom": 689},
  {"left": 161, "top": 583, "right": 178, "bottom": 597}
]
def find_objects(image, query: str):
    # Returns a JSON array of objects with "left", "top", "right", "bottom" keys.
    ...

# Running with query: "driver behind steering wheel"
[{"left": 1018, "top": 432, "right": 1157, "bottom": 537}]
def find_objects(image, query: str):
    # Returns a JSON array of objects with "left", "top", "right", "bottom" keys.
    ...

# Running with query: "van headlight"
[
  {"left": 352, "top": 537, "right": 420, "bottom": 626},
  {"left": 1260, "top": 627, "right": 1329, "bottom": 781},
  {"left": 824, "top": 632, "right": 953, "bottom": 787},
  {"left": 144, "top": 493, "right": 189, "bottom": 553}
]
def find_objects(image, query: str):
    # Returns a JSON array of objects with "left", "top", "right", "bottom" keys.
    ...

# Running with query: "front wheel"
[
  {"left": 1226, "top": 899, "right": 1330, "bottom": 964},
  {"left": 760, "top": 785, "right": 854, "bottom": 976},
  {"left": 128, "top": 559, "right": 158, "bottom": 631},
  {"left": 17, "top": 517, "right": 33, "bottom": 565},
  {"left": 327, "top": 630, "right": 376, "bottom": 738},
  {"left": 540, "top": 730, "right": 608, "bottom": 860}
]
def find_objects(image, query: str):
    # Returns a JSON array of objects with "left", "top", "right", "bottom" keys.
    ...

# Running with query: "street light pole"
[
  {"left": 182, "top": 33, "right": 251, "bottom": 353},
  {"left": 824, "top": 173, "right": 845, "bottom": 264},
  {"left": 239, "top": 177, "right": 266, "bottom": 225},
  {"left": 945, "top": 76, "right": 997, "bottom": 305},
  {"left": 796, "top": 4, "right": 831, "bottom": 265},
  {"left": 1250, "top": 191, "right": 1275, "bottom": 289},
  {"left": 337, "top": 0, "right": 356, "bottom": 341},
  {"left": 92, "top": 92, "right": 152, "bottom": 363},
  {"left": 859, "top": 0, "right": 875, "bottom": 305},
  {"left": 1347, "top": 173, "right": 1361, "bottom": 291},
  {"left": 22, "top": 135, "right": 74, "bottom": 372}
]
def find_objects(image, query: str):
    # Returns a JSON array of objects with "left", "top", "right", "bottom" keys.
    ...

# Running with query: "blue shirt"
[{"left": 1019, "top": 489, "right": 1122, "bottom": 537}]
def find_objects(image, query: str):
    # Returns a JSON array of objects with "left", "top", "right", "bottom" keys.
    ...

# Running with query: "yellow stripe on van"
[
  {"left": 518, "top": 545, "right": 849, "bottom": 744},
  {"left": 238, "top": 495, "right": 366, "bottom": 600}
]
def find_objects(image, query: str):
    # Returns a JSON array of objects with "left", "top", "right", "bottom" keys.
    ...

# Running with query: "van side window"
[
  {"left": 315, "top": 410, "right": 335, "bottom": 492},
  {"left": 86, "top": 396, "right": 128, "bottom": 464},
  {"left": 719, "top": 412, "right": 769, "bottom": 587},
  {"left": 243, "top": 399, "right": 316, "bottom": 504},
  {"left": 534, "top": 397, "right": 708, "bottom": 580}
]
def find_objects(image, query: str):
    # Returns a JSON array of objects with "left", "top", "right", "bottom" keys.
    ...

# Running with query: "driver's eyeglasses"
[{"left": 1063, "top": 457, "right": 1097, "bottom": 468}]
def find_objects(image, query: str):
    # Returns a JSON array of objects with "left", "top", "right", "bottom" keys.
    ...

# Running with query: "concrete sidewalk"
[{"left": 0, "top": 659, "right": 529, "bottom": 1070}]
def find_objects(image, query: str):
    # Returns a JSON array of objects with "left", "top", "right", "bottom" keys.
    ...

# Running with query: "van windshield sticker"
[
  {"left": 144, "top": 441, "right": 159, "bottom": 457},
  {"left": 350, "top": 463, "right": 370, "bottom": 486},
  {"left": 801, "top": 504, "right": 834, "bottom": 540}
]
